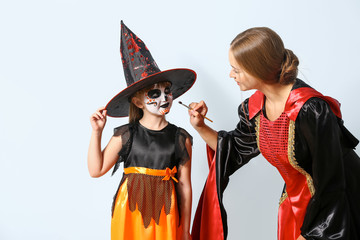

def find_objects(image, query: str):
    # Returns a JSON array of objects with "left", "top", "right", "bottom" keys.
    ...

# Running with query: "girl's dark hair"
[
  {"left": 230, "top": 27, "right": 299, "bottom": 85},
  {"left": 128, "top": 81, "right": 171, "bottom": 123}
]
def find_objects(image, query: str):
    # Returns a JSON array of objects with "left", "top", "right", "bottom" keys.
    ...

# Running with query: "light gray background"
[{"left": 1, "top": 0, "right": 359, "bottom": 239}]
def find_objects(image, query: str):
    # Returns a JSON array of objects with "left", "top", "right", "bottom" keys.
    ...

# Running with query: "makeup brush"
[{"left": 178, "top": 101, "right": 213, "bottom": 122}]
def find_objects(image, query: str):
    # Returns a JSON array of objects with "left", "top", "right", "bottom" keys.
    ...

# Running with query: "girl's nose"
[{"left": 161, "top": 92, "right": 168, "bottom": 101}]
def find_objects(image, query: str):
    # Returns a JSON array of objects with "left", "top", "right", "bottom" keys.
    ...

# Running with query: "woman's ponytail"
[{"left": 279, "top": 49, "right": 299, "bottom": 85}]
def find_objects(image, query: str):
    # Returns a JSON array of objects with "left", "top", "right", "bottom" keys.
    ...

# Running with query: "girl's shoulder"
[
  {"left": 168, "top": 123, "right": 193, "bottom": 146},
  {"left": 113, "top": 123, "right": 134, "bottom": 137}
]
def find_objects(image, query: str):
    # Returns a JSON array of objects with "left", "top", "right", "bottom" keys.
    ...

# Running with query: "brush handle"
[{"left": 178, "top": 102, "right": 213, "bottom": 122}]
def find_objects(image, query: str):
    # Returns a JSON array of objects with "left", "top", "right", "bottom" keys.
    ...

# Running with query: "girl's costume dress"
[
  {"left": 110, "top": 121, "right": 192, "bottom": 240},
  {"left": 192, "top": 79, "right": 360, "bottom": 240}
]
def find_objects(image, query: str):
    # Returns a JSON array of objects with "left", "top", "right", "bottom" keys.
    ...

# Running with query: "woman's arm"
[
  {"left": 177, "top": 137, "right": 192, "bottom": 240},
  {"left": 87, "top": 107, "right": 123, "bottom": 178},
  {"left": 189, "top": 101, "right": 218, "bottom": 150},
  {"left": 298, "top": 99, "right": 357, "bottom": 239}
]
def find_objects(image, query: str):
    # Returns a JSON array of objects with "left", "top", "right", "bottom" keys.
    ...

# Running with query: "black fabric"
[
  {"left": 112, "top": 122, "right": 193, "bottom": 174},
  {"left": 112, "top": 124, "right": 133, "bottom": 175},
  {"left": 292, "top": 78, "right": 312, "bottom": 90},
  {"left": 215, "top": 99, "right": 261, "bottom": 239},
  {"left": 176, "top": 127, "right": 193, "bottom": 166},
  {"left": 295, "top": 98, "right": 360, "bottom": 239}
]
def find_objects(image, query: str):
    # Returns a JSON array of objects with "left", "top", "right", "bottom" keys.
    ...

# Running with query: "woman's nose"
[{"left": 229, "top": 70, "right": 235, "bottom": 78}]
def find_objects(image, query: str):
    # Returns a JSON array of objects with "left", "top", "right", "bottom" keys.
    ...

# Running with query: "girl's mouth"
[{"left": 160, "top": 103, "right": 169, "bottom": 108}]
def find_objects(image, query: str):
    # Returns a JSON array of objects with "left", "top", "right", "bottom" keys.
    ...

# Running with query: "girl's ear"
[{"left": 132, "top": 96, "right": 144, "bottom": 109}]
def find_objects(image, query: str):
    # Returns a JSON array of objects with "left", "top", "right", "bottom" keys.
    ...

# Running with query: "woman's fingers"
[
  {"left": 189, "top": 101, "right": 208, "bottom": 116},
  {"left": 197, "top": 100, "right": 208, "bottom": 115},
  {"left": 190, "top": 109, "right": 200, "bottom": 118},
  {"left": 188, "top": 102, "right": 198, "bottom": 116},
  {"left": 189, "top": 102, "right": 197, "bottom": 109}
]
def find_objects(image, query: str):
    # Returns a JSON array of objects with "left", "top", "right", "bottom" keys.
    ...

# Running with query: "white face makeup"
[{"left": 143, "top": 85, "right": 173, "bottom": 116}]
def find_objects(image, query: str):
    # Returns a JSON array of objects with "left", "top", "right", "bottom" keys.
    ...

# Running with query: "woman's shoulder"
[
  {"left": 300, "top": 96, "right": 339, "bottom": 118},
  {"left": 297, "top": 97, "right": 337, "bottom": 126}
]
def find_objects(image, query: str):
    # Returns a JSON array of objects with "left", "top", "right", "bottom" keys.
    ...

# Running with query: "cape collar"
[{"left": 248, "top": 79, "right": 342, "bottom": 121}]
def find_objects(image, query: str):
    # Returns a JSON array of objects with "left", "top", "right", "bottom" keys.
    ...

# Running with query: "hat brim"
[{"left": 105, "top": 68, "right": 196, "bottom": 117}]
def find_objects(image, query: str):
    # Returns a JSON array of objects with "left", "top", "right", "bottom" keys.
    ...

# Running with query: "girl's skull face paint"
[{"left": 143, "top": 85, "right": 173, "bottom": 116}]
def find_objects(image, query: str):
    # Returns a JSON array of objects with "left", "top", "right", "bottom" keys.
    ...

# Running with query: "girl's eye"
[
  {"left": 164, "top": 87, "right": 171, "bottom": 95},
  {"left": 147, "top": 89, "right": 161, "bottom": 99}
]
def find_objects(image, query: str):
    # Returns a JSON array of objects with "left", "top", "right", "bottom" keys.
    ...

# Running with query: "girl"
[{"left": 88, "top": 21, "right": 196, "bottom": 240}]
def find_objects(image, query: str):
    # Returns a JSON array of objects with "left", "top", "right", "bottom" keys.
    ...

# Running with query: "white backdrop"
[{"left": 1, "top": 0, "right": 359, "bottom": 239}]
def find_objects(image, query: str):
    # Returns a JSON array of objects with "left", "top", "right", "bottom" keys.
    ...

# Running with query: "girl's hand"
[
  {"left": 297, "top": 235, "right": 306, "bottom": 240},
  {"left": 90, "top": 107, "right": 107, "bottom": 132},
  {"left": 188, "top": 100, "right": 208, "bottom": 129}
]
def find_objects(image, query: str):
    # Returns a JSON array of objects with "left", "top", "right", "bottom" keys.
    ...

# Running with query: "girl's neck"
[{"left": 139, "top": 114, "right": 168, "bottom": 131}]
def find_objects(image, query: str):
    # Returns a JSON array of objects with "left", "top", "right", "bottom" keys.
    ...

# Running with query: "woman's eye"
[{"left": 147, "top": 89, "right": 161, "bottom": 99}]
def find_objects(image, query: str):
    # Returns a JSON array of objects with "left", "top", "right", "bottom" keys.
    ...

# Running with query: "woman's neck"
[
  {"left": 259, "top": 82, "right": 294, "bottom": 121},
  {"left": 139, "top": 114, "right": 168, "bottom": 131}
]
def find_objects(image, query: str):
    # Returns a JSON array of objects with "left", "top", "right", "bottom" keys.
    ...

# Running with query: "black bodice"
[
  {"left": 125, "top": 123, "right": 177, "bottom": 169},
  {"left": 111, "top": 122, "right": 192, "bottom": 175}
]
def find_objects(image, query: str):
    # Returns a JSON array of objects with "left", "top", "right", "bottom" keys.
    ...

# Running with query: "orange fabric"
[
  {"left": 124, "top": 166, "right": 178, "bottom": 182},
  {"left": 111, "top": 168, "right": 182, "bottom": 240}
]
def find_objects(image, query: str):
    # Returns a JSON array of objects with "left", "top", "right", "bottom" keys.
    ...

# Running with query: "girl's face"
[
  {"left": 228, "top": 50, "right": 262, "bottom": 91},
  {"left": 143, "top": 84, "right": 173, "bottom": 116}
]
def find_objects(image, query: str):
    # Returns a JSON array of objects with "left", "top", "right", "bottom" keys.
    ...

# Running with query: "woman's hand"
[
  {"left": 187, "top": 100, "right": 218, "bottom": 150},
  {"left": 188, "top": 101, "right": 208, "bottom": 129},
  {"left": 297, "top": 235, "right": 306, "bottom": 240},
  {"left": 90, "top": 107, "right": 107, "bottom": 132}
]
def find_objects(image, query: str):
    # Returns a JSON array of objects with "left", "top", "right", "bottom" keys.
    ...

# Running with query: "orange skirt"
[{"left": 111, "top": 167, "right": 182, "bottom": 240}]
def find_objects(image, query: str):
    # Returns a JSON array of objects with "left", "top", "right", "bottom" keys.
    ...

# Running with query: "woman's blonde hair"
[
  {"left": 128, "top": 81, "right": 171, "bottom": 123},
  {"left": 230, "top": 27, "right": 299, "bottom": 85}
]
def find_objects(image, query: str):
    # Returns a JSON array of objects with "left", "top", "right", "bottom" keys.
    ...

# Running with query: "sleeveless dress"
[{"left": 110, "top": 122, "right": 192, "bottom": 240}]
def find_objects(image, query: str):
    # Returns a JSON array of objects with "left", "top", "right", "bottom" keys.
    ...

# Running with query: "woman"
[
  {"left": 189, "top": 27, "right": 360, "bottom": 240},
  {"left": 88, "top": 21, "right": 196, "bottom": 240}
]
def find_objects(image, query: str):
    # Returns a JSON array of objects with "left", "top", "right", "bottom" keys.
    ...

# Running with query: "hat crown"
[{"left": 120, "top": 21, "right": 161, "bottom": 86}]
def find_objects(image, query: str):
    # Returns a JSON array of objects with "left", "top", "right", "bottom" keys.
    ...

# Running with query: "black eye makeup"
[
  {"left": 147, "top": 89, "right": 161, "bottom": 99},
  {"left": 164, "top": 87, "right": 171, "bottom": 95}
]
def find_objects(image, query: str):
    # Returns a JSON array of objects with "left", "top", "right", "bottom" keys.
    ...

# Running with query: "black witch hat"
[{"left": 105, "top": 21, "right": 197, "bottom": 117}]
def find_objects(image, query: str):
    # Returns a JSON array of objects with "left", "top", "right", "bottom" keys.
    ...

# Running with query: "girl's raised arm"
[{"left": 87, "top": 107, "right": 123, "bottom": 178}]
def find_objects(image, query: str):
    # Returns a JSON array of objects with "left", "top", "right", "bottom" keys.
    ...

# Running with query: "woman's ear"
[{"left": 132, "top": 96, "right": 144, "bottom": 109}]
